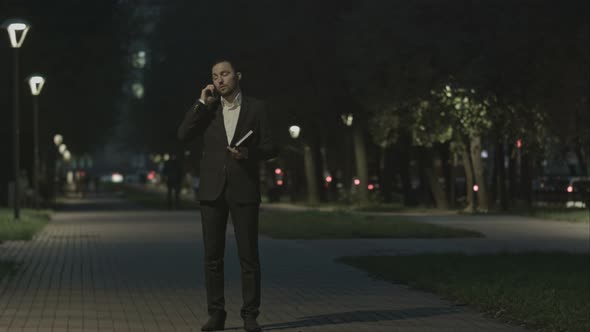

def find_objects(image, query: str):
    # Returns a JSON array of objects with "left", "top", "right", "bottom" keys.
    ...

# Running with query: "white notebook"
[{"left": 235, "top": 130, "right": 254, "bottom": 147}]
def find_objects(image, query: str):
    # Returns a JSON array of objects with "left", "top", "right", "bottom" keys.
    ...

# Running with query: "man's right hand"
[{"left": 200, "top": 84, "right": 218, "bottom": 106}]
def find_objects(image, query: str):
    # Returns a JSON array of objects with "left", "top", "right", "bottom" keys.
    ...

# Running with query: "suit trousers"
[{"left": 199, "top": 183, "right": 261, "bottom": 320}]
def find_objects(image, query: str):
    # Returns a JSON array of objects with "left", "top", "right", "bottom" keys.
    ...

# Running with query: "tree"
[
  {"left": 367, "top": 104, "right": 400, "bottom": 202},
  {"left": 433, "top": 84, "right": 494, "bottom": 211},
  {"left": 490, "top": 99, "right": 550, "bottom": 209},
  {"left": 334, "top": 1, "right": 443, "bottom": 205},
  {"left": 410, "top": 98, "right": 454, "bottom": 209}
]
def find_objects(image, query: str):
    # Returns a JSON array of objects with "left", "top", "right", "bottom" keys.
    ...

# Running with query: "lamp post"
[
  {"left": 289, "top": 125, "right": 319, "bottom": 205},
  {"left": 3, "top": 19, "right": 31, "bottom": 221},
  {"left": 341, "top": 111, "right": 369, "bottom": 204},
  {"left": 340, "top": 113, "right": 354, "bottom": 193},
  {"left": 27, "top": 75, "right": 45, "bottom": 209},
  {"left": 52, "top": 135, "right": 63, "bottom": 202}
]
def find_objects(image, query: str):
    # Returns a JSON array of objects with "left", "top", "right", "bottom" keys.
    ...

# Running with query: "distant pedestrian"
[{"left": 162, "top": 154, "right": 183, "bottom": 209}]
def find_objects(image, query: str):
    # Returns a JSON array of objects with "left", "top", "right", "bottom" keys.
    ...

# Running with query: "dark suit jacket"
[{"left": 178, "top": 96, "right": 277, "bottom": 203}]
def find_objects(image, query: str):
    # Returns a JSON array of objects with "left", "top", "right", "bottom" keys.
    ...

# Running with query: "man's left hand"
[{"left": 227, "top": 146, "right": 247, "bottom": 160}]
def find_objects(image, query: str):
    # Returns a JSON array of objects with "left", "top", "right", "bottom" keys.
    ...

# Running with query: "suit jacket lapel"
[
  {"left": 214, "top": 102, "right": 228, "bottom": 145},
  {"left": 230, "top": 96, "right": 250, "bottom": 147}
]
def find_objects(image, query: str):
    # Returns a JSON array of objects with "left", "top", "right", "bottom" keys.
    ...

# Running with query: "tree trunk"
[
  {"left": 303, "top": 144, "right": 320, "bottom": 206},
  {"left": 521, "top": 152, "right": 533, "bottom": 210},
  {"left": 353, "top": 124, "right": 369, "bottom": 205},
  {"left": 424, "top": 148, "right": 449, "bottom": 209},
  {"left": 490, "top": 145, "right": 498, "bottom": 208},
  {"left": 315, "top": 142, "right": 327, "bottom": 201},
  {"left": 574, "top": 140, "right": 588, "bottom": 176},
  {"left": 398, "top": 136, "right": 414, "bottom": 206},
  {"left": 425, "top": 171, "right": 449, "bottom": 209},
  {"left": 496, "top": 141, "right": 508, "bottom": 211},
  {"left": 379, "top": 145, "right": 393, "bottom": 203},
  {"left": 440, "top": 143, "right": 454, "bottom": 208},
  {"left": 417, "top": 148, "right": 432, "bottom": 206},
  {"left": 507, "top": 144, "right": 517, "bottom": 209},
  {"left": 287, "top": 150, "right": 299, "bottom": 203},
  {"left": 379, "top": 146, "right": 386, "bottom": 179},
  {"left": 470, "top": 135, "right": 489, "bottom": 212},
  {"left": 449, "top": 156, "right": 457, "bottom": 209},
  {"left": 460, "top": 142, "right": 475, "bottom": 212}
]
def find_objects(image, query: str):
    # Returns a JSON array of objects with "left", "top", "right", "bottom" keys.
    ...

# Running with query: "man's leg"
[
  {"left": 228, "top": 202, "right": 261, "bottom": 320},
  {"left": 200, "top": 199, "right": 229, "bottom": 316}
]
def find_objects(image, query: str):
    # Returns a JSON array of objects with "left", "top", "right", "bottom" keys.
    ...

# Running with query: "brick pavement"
[{"left": 0, "top": 197, "right": 530, "bottom": 331}]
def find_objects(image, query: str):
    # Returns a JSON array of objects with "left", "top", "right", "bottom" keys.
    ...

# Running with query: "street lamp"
[
  {"left": 27, "top": 74, "right": 46, "bottom": 209},
  {"left": 288, "top": 125, "right": 319, "bottom": 205},
  {"left": 3, "top": 19, "right": 30, "bottom": 48},
  {"left": 59, "top": 144, "right": 67, "bottom": 154},
  {"left": 340, "top": 113, "right": 354, "bottom": 194},
  {"left": 3, "top": 18, "right": 31, "bottom": 221},
  {"left": 52, "top": 134, "right": 64, "bottom": 203},
  {"left": 341, "top": 113, "right": 353, "bottom": 127},
  {"left": 289, "top": 125, "right": 301, "bottom": 139},
  {"left": 53, "top": 134, "right": 63, "bottom": 146},
  {"left": 28, "top": 75, "right": 45, "bottom": 95}
]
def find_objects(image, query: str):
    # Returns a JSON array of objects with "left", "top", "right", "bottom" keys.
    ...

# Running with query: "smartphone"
[{"left": 206, "top": 88, "right": 218, "bottom": 99}]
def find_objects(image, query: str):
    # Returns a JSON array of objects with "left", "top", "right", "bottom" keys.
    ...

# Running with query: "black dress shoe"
[
  {"left": 201, "top": 311, "right": 227, "bottom": 331},
  {"left": 244, "top": 317, "right": 262, "bottom": 332}
]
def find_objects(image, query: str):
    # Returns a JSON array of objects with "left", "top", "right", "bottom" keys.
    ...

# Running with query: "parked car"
[
  {"left": 565, "top": 177, "right": 590, "bottom": 208},
  {"left": 533, "top": 176, "right": 589, "bottom": 208}
]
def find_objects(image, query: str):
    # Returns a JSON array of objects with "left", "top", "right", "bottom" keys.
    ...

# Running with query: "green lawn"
[
  {"left": 106, "top": 184, "right": 481, "bottom": 239},
  {"left": 348, "top": 203, "right": 452, "bottom": 214},
  {"left": 338, "top": 253, "right": 590, "bottom": 332},
  {"left": 258, "top": 210, "right": 483, "bottom": 239},
  {"left": 105, "top": 183, "right": 200, "bottom": 210},
  {"left": 1, "top": 208, "right": 50, "bottom": 283},
  {"left": 0, "top": 208, "right": 51, "bottom": 241},
  {"left": 288, "top": 200, "right": 447, "bottom": 214},
  {"left": 529, "top": 208, "right": 589, "bottom": 222}
]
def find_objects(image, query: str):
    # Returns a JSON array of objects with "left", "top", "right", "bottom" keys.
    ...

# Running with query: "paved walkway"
[{"left": 0, "top": 196, "right": 567, "bottom": 331}]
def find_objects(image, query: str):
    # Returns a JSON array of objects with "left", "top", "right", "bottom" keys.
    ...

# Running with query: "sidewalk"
[{"left": 0, "top": 196, "right": 530, "bottom": 332}]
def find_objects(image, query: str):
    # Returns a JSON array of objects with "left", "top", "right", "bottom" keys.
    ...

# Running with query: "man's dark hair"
[{"left": 211, "top": 57, "right": 241, "bottom": 73}]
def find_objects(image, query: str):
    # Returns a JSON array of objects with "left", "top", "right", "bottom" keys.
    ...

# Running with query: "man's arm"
[
  {"left": 178, "top": 84, "right": 218, "bottom": 143},
  {"left": 177, "top": 101, "right": 210, "bottom": 143},
  {"left": 238, "top": 102, "right": 277, "bottom": 161}
]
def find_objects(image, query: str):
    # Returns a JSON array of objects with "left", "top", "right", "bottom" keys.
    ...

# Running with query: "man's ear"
[{"left": 237, "top": 72, "right": 242, "bottom": 80}]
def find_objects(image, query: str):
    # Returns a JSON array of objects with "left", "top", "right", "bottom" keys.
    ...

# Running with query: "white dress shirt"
[
  {"left": 198, "top": 91, "right": 242, "bottom": 145},
  {"left": 221, "top": 92, "right": 242, "bottom": 145}
]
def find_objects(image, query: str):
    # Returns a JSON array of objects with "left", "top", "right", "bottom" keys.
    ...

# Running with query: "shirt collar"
[{"left": 221, "top": 91, "right": 242, "bottom": 108}]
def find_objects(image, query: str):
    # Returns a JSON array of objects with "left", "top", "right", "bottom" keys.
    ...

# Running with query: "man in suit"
[{"left": 178, "top": 58, "right": 277, "bottom": 332}]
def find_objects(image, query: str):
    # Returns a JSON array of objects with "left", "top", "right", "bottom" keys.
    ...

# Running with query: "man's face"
[{"left": 212, "top": 61, "right": 240, "bottom": 97}]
